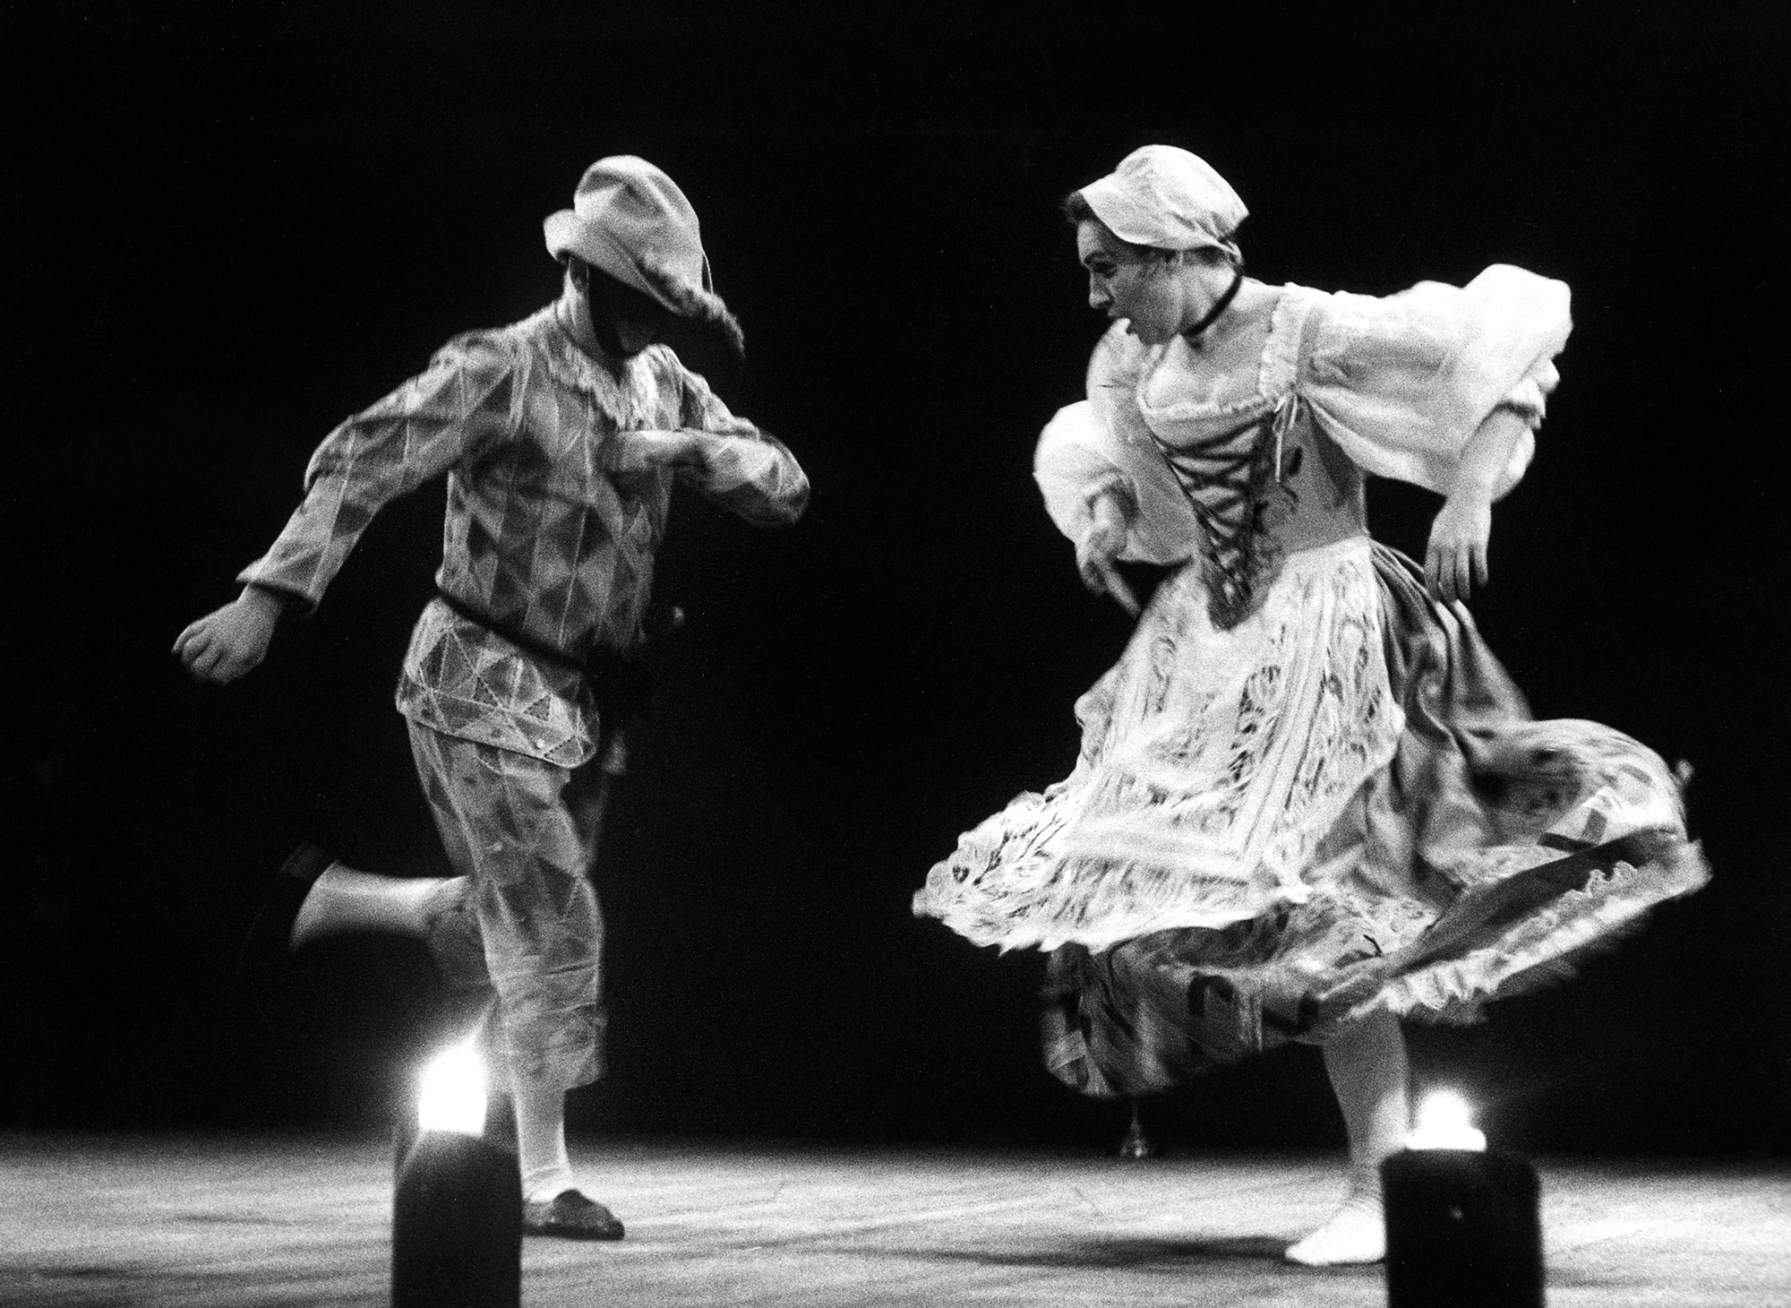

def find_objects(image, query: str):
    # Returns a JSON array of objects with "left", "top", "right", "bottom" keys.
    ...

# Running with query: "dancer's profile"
[
  {"left": 175, "top": 156, "right": 809, "bottom": 1239},
  {"left": 914, "top": 144, "right": 1708, "bottom": 1266}
]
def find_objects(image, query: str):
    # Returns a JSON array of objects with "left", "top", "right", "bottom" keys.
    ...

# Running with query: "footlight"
[
  {"left": 1382, "top": 1089, "right": 1543, "bottom": 1308},
  {"left": 392, "top": 1039, "right": 521, "bottom": 1308}
]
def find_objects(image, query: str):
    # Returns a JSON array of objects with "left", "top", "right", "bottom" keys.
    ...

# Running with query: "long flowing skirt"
[{"left": 913, "top": 539, "right": 1708, "bottom": 1098}]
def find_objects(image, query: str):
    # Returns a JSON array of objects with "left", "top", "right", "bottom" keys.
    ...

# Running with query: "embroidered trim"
[
  {"left": 1372, "top": 834, "right": 1710, "bottom": 1026},
  {"left": 913, "top": 540, "right": 1399, "bottom": 951}
]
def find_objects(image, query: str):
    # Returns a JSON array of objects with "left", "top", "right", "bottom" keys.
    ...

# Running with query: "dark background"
[{"left": 9, "top": 2, "right": 1787, "bottom": 1158}]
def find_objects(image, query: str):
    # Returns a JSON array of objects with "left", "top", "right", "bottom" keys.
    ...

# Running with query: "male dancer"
[{"left": 176, "top": 156, "right": 809, "bottom": 1238}]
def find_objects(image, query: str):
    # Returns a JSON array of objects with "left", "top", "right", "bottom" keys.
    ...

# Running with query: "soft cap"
[{"left": 1076, "top": 145, "right": 1247, "bottom": 260}]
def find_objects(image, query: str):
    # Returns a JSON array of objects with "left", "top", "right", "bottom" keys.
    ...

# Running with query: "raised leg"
[{"left": 290, "top": 860, "right": 456, "bottom": 948}]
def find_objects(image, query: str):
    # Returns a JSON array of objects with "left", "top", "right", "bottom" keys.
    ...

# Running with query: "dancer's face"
[
  {"left": 585, "top": 269, "right": 667, "bottom": 359},
  {"left": 1077, "top": 220, "right": 1186, "bottom": 346}
]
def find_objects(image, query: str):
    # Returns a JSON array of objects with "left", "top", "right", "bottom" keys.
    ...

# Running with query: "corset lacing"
[{"left": 1149, "top": 391, "right": 1303, "bottom": 628}]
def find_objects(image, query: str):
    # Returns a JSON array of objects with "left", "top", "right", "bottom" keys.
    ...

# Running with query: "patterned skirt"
[{"left": 912, "top": 538, "right": 1709, "bottom": 1098}]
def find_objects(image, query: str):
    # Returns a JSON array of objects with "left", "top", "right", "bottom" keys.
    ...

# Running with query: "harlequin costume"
[{"left": 241, "top": 159, "right": 809, "bottom": 1094}]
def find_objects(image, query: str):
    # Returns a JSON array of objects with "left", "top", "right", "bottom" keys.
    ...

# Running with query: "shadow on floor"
[{"left": 883, "top": 1234, "right": 1380, "bottom": 1274}]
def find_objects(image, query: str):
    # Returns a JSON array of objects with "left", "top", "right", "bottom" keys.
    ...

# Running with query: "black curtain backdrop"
[{"left": 9, "top": 2, "right": 1787, "bottom": 1157}]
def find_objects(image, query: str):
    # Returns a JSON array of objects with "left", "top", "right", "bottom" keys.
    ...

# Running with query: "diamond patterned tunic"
[{"left": 239, "top": 306, "right": 809, "bottom": 765}]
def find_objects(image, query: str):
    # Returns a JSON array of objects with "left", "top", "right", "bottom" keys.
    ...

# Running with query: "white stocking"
[
  {"left": 1285, "top": 1008, "right": 1409, "bottom": 1266},
  {"left": 512, "top": 1071, "right": 575, "bottom": 1204},
  {"left": 290, "top": 864, "right": 454, "bottom": 949}
]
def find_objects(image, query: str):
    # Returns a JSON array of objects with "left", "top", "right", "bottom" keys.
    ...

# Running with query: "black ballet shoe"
[
  {"left": 522, "top": 1189, "right": 625, "bottom": 1241},
  {"left": 230, "top": 843, "right": 334, "bottom": 987}
]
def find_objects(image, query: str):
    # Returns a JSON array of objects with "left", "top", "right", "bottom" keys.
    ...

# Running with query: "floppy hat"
[
  {"left": 1077, "top": 145, "right": 1247, "bottom": 261},
  {"left": 545, "top": 156, "right": 743, "bottom": 354}
]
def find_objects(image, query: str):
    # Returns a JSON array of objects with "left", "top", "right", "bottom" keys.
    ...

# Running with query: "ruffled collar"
[
  {"left": 1135, "top": 285, "right": 1320, "bottom": 431},
  {"left": 522, "top": 305, "right": 660, "bottom": 425}
]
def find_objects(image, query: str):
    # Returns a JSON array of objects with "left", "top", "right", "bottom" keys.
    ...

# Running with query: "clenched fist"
[{"left": 173, "top": 587, "right": 285, "bottom": 684}]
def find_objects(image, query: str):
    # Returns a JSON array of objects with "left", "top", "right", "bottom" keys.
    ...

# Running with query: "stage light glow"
[
  {"left": 395, "top": 1039, "right": 520, "bottom": 1307},
  {"left": 1408, "top": 1088, "right": 1487, "bottom": 1151},
  {"left": 417, "top": 1040, "right": 487, "bottom": 1136}
]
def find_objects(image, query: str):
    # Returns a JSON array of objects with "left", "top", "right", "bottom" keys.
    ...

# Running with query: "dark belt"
[{"left": 432, "top": 588, "right": 655, "bottom": 726}]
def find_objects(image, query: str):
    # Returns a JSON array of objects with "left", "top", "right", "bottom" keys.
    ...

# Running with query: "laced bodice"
[{"left": 1130, "top": 289, "right": 1364, "bottom": 626}]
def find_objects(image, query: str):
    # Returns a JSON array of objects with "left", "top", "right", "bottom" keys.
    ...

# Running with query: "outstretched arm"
[
  {"left": 1425, "top": 404, "right": 1532, "bottom": 603},
  {"left": 175, "top": 334, "right": 517, "bottom": 684}
]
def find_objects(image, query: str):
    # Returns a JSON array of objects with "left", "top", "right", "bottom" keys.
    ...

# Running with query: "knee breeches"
[{"left": 408, "top": 721, "right": 610, "bottom": 1092}]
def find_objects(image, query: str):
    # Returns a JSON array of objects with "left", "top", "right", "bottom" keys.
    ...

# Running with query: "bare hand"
[
  {"left": 1425, "top": 492, "right": 1492, "bottom": 603},
  {"left": 1076, "top": 501, "right": 1140, "bottom": 617},
  {"left": 173, "top": 589, "right": 282, "bottom": 683}
]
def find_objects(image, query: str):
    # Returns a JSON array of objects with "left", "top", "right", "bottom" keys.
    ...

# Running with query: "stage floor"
[{"left": 1, "top": 1131, "right": 1785, "bottom": 1306}]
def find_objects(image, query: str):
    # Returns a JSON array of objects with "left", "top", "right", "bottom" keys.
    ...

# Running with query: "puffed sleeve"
[
  {"left": 1032, "top": 325, "right": 1197, "bottom": 565},
  {"left": 1299, "top": 264, "right": 1570, "bottom": 498}
]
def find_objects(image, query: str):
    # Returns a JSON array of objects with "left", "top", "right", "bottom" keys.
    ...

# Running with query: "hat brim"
[{"left": 544, "top": 211, "right": 690, "bottom": 317}]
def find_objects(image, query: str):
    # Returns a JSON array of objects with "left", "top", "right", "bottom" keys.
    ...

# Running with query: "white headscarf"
[{"left": 1076, "top": 145, "right": 1247, "bottom": 262}]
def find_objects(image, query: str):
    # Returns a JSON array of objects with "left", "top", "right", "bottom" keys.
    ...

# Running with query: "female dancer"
[{"left": 914, "top": 145, "right": 1708, "bottom": 1265}]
